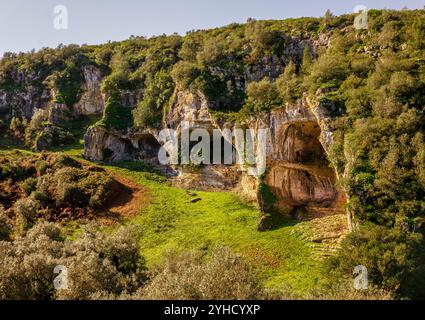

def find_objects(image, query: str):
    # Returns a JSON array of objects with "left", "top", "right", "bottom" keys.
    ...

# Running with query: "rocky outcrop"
[
  {"left": 260, "top": 102, "right": 338, "bottom": 210},
  {"left": 0, "top": 65, "right": 105, "bottom": 125},
  {"left": 0, "top": 87, "right": 51, "bottom": 120},
  {"left": 84, "top": 126, "right": 134, "bottom": 162},
  {"left": 72, "top": 65, "right": 105, "bottom": 115},
  {"left": 84, "top": 125, "right": 162, "bottom": 164},
  {"left": 84, "top": 89, "right": 341, "bottom": 219}
]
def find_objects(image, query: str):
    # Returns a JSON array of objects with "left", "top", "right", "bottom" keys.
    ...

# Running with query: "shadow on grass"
[
  {"left": 260, "top": 210, "right": 298, "bottom": 231},
  {"left": 102, "top": 161, "right": 170, "bottom": 183}
]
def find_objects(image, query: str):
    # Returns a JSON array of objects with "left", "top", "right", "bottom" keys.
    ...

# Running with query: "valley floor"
[{"left": 1, "top": 145, "right": 348, "bottom": 295}]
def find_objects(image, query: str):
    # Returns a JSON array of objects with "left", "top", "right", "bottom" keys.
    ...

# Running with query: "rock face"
[
  {"left": 84, "top": 90, "right": 341, "bottom": 218},
  {"left": 84, "top": 125, "right": 162, "bottom": 164},
  {"left": 261, "top": 103, "right": 338, "bottom": 210},
  {"left": 0, "top": 87, "right": 51, "bottom": 120},
  {"left": 72, "top": 65, "right": 105, "bottom": 115},
  {"left": 0, "top": 65, "right": 105, "bottom": 125},
  {"left": 84, "top": 126, "right": 134, "bottom": 162}
]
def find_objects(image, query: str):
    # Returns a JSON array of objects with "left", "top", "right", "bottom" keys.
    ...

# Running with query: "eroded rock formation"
[
  {"left": 0, "top": 65, "right": 105, "bottom": 123},
  {"left": 84, "top": 90, "right": 343, "bottom": 223}
]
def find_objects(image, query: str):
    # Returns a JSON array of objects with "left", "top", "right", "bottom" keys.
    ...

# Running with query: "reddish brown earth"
[{"left": 101, "top": 174, "right": 148, "bottom": 222}]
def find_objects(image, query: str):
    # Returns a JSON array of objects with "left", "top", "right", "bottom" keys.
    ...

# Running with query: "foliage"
[
  {"left": 133, "top": 70, "right": 174, "bottom": 128},
  {"left": 242, "top": 78, "right": 282, "bottom": 113},
  {"left": 0, "top": 152, "right": 115, "bottom": 222},
  {"left": 45, "top": 59, "right": 84, "bottom": 106},
  {"left": 0, "top": 206, "right": 12, "bottom": 241},
  {"left": 140, "top": 247, "right": 263, "bottom": 300},
  {"left": 97, "top": 94, "right": 133, "bottom": 130},
  {"left": 9, "top": 117, "right": 27, "bottom": 141},
  {"left": 0, "top": 223, "right": 145, "bottom": 300},
  {"left": 328, "top": 224, "right": 425, "bottom": 299}
]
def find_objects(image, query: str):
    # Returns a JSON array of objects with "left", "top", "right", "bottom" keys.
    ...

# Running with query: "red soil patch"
[{"left": 103, "top": 175, "right": 148, "bottom": 220}]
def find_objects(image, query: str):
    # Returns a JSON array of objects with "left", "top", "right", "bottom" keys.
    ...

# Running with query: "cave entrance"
[
  {"left": 281, "top": 122, "right": 328, "bottom": 167},
  {"left": 137, "top": 134, "right": 161, "bottom": 163},
  {"left": 268, "top": 120, "right": 340, "bottom": 213}
]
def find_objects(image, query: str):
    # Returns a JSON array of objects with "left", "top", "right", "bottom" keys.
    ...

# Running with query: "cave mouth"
[
  {"left": 137, "top": 134, "right": 161, "bottom": 163},
  {"left": 281, "top": 122, "right": 329, "bottom": 167},
  {"left": 267, "top": 120, "right": 340, "bottom": 212}
]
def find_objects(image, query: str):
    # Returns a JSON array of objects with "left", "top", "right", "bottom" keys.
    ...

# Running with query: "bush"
[
  {"left": 9, "top": 117, "right": 27, "bottom": 141},
  {"left": 0, "top": 223, "right": 145, "bottom": 300},
  {"left": 19, "top": 177, "right": 38, "bottom": 195},
  {"left": 14, "top": 198, "right": 40, "bottom": 233},
  {"left": 23, "top": 109, "right": 75, "bottom": 151},
  {"left": 133, "top": 70, "right": 174, "bottom": 128},
  {"left": 0, "top": 206, "right": 12, "bottom": 241},
  {"left": 327, "top": 224, "right": 425, "bottom": 299},
  {"left": 56, "top": 225, "right": 145, "bottom": 300},
  {"left": 242, "top": 78, "right": 282, "bottom": 113},
  {"left": 98, "top": 94, "right": 133, "bottom": 130},
  {"left": 0, "top": 223, "right": 63, "bottom": 299},
  {"left": 171, "top": 61, "right": 200, "bottom": 89},
  {"left": 141, "top": 247, "right": 264, "bottom": 300},
  {"left": 276, "top": 61, "right": 301, "bottom": 104},
  {"left": 305, "top": 53, "right": 350, "bottom": 92},
  {"left": 45, "top": 59, "right": 84, "bottom": 106}
]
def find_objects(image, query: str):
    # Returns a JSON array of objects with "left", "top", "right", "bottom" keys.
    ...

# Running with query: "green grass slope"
[{"left": 104, "top": 162, "right": 327, "bottom": 293}]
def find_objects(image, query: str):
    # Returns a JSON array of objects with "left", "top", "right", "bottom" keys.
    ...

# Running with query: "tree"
[
  {"left": 324, "top": 9, "right": 334, "bottom": 24},
  {"left": 301, "top": 44, "right": 314, "bottom": 73},
  {"left": 133, "top": 70, "right": 174, "bottom": 128},
  {"left": 243, "top": 78, "right": 282, "bottom": 113},
  {"left": 9, "top": 117, "right": 27, "bottom": 141},
  {"left": 328, "top": 224, "right": 425, "bottom": 299},
  {"left": 99, "top": 94, "right": 133, "bottom": 130},
  {"left": 276, "top": 61, "right": 301, "bottom": 103},
  {"left": 412, "top": 16, "right": 425, "bottom": 50}
]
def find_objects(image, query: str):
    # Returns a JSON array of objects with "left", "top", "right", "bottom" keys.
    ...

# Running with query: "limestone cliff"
[
  {"left": 0, "top": 65, "right": 105, "bottom": 123},
  {"left": 84, "top": 89, "right": 343, "bottom": 226}
]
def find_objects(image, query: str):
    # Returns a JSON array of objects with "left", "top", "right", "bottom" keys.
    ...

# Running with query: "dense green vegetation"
[
  {"left": 96, "top": 94, "right": 133, "bottom": 130},
  {"left": 0, "top": 151, "right": 389, "bottom": 300},
  {"left": 0, "top": 152, "right": 115, "bottom": 233}
]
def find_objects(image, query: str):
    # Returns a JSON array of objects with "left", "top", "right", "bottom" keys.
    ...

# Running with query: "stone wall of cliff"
[{"left": 0, "top": 64, "right": 106, "bottom": 124}]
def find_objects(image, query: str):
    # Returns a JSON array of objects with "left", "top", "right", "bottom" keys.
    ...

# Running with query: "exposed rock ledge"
[{"left": 84, "top": 90, "right": 344, "bottom": 225}]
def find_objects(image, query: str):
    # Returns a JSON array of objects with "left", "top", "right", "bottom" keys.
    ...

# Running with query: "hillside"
[{"left": 1, "top": 8, "right": 425, "bottom": 299}]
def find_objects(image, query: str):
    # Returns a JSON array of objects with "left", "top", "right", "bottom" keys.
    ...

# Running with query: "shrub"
[
  {"left": 133, "top": 70, "right": 174, "bottom": 128},
  {"left": 0, "top": 223, "right": 145, "bottom": 300},
  {"left": 242, "top": 78, "right": 282, "bottom": 113},
  {"left": 327, "top": 224, "right": 425, "bottom": 299},
  {"left": 20, "top": 177, "right": 38, "bottom": 195},
  {"left": 56, "top": 225, "right": 145, "bottom": 300},
  {"left": 14, "top": 198, "right": 40, "bottom": 233},
  {"left": 9, "top": 117, "right": 27, "bottom": 141},
  {"left": 98, "top": 94, "right": 133, "bottom": 130},
  {"left": 276, "top": 61, "right": 301, "bottom": 104},
  {"left": 171, "top": 61, "right": 200, "bottom": 89},
  {"left": 305, "top": 53, "right": 350, "bottom": 92},
  {"left": 0, "top": 206, "right": 12, "bottom": 241},
  {"left": 45, "top": 60, "right": 84, "bottom": 106},
  {"left": 0, "top": 223, "right": 63, "bottom": 299},
  {"left": 141, "top": 247, "right": 264, "bottom": 300}
]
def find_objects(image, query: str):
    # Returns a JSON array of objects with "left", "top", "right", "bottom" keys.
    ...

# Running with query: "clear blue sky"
[{"left": 0, "top": 0, "right": 424, "bottom": 55}]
